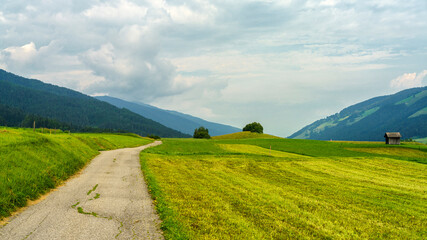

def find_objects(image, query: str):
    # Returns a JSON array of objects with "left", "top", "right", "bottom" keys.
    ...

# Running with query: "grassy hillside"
[
  {"left": 0, "top": 69, "right": 189, "bottom": 138},
  {"left": 140, "top": 138, "right": 427, "bottom": 239},
  {"left": 0, "top": 127, "right": 152, "bottom": 219},
  {"left": 290, "top": 86, "right": 427, "bottom": 141},
  {"left": 414, "top": 137, "right": 427, "bottom": 144},
  {"left": 212, "top": 131, "right": 282, "bottom": 140}
]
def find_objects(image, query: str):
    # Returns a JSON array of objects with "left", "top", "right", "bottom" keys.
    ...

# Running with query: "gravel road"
[{"left": 0, "top": 141, "right": 164, "bottom": 240}]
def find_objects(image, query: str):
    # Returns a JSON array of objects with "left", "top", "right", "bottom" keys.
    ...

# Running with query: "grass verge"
[{"left": 140, "top": 151, "right": 190, "bottom": 239}]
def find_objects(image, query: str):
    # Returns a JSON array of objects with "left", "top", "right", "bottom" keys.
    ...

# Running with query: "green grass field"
[
  {"left": 140, "top": 136, "right": 427, "bottom": 239},
  {"left": 212, "top": 131, "right": 281, "bottom": 140},
  {"left": 0, "top": 127, "right": 152, "bottom": 219}
]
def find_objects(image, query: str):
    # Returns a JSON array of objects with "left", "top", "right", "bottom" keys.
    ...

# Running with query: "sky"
[{"left": 0, "top": 0, "right": 426, "bottom": 137}]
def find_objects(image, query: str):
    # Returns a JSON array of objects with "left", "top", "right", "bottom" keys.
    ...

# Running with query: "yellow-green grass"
[
  {"left": 141, "top": 138, "right": 427, "bottom": 239},
  {"left": 72, "top": 132, "right": 152, "bottom": 150},
  {"left": 0, "top": 127, "right": 152, "bottom": 219},
  {"left": 348, "top": 147, "right": 427, "bottom": 158},
  {"left": 212, "top": 131, "right": 282, "bottom": 140},
  {"left": 330, "top": 140, "right": 383, "bottom": 144},
  {"left": 218, "top": 144, "right": 311, "bottom": 159},
  {"left": 217, "top": 138, "right": 427, "bottom": 164}
]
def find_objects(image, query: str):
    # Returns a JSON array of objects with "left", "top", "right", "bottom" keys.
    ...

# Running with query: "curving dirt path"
[{"left": 0, "top": 141, "right": 163, "bottom": 240}]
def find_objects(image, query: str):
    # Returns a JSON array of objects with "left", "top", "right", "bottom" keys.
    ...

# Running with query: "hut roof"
[{"left": 384, "top": 132, "right": 401, "bottom": 138}]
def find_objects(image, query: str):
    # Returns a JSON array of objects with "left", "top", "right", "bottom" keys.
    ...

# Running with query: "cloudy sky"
[{"left": 1, "top": 0, "right": 426, "bottom": 137}]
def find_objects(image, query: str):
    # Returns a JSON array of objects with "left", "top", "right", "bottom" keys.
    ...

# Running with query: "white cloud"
[
  {"left": 390, "top": 70, "right": 427, "bottom": 89},
  {"left": 79, "top": 41, "right": 188, "bottom": 101},
  {"left": 83, "top": 0, "right": 147, "bottom": 23},
  {"left": 0, "top": 41, "right": 80, "bottom": 73},
  {"left": 0, "top": 0, "right": 426, "bottom": 136},
  {"left": 3, "top": 42, "right": 37, "bottom": 63},
  {"left": 370, "top": 0, "right": 399, "bottom": 8},
  {"left": 165, "top": 1, "right": 217, "bottom": 24},
  {"left": 25, "top": 5, "right": 37, "bottom": 12},
  {"left": 31, "top": 70, "right": 105, "bottom": 91},
  {"left": 320, "top": 0, "right": 341, "bottom": 7},
  {"left": 0, "top": 11, "right": 6, "bottom": 22},
  {"left": 418, "top": 70, "right": 427, "bottom": 84},
  {"left": 173, "top": 74, "right": 204, "bottom": 88},
  {"left": 90, "top": 92, "right": 110, "bottom": 97},
  {"left": 0, "top": 42, "right": 53, "bottom": 72}
]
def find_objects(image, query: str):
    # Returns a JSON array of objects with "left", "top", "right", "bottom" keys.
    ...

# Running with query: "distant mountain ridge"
[
  {"left": 289, "top": 87, "right": 427, "bottom": 141},
  {"left": 0, "top": 69, "right": 190, "bottom": 138},
  {"left": 95, "top": 96, "right": 241, "bottom": 136}
]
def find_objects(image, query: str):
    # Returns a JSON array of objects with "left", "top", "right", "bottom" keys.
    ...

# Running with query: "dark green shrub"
[
  {"left": 243, "top": 122, "right": 263, "bottom": 133},
  {"left": 147, "top": 134, "right": 161, "bottom": 140},
  {"left": 193, "top": 127, "right": 211, "bottom": 139}
]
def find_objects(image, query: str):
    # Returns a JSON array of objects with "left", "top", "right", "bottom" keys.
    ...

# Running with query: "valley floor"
[{"left": 1, "top": 128, "right": 426, "bottom": 239}]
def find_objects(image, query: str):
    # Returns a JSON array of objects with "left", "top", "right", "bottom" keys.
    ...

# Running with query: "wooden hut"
[{"left": 384, "top": 132, "right": 401, "bottom": 145}]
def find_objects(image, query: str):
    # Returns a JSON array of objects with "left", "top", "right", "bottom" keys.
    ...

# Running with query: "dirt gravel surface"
[{"left": 0, "top": 141, "right": 164, "bottom": 240}]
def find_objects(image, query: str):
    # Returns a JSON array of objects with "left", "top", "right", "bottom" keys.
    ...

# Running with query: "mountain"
[
  {"left": 95, "top": 96, "right": 241, "bottom": 136},
  {"left": 289, "top": 87, "right": 427, "bottom": 141},
  {"left": 0, "top": 103, "right": 75, "bottom": 130},
  {"left": 0, "top": 69, "right": 190, "bottom": 138}
]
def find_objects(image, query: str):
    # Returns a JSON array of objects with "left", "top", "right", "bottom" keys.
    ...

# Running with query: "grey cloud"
[
  {"left": 158, "top": 1, "right": 301, "bottom": 54},
  {"left": 79, "top": 41, "right": 185, "bottom": 101},
  {"left": 1, "top": 0, "right": 426, "bottom": 135}
]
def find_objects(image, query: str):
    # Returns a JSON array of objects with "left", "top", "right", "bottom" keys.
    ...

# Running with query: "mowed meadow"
[
  {"left": 140, "top": 135, "right": 427, "bottom": 239},
  {"left": 0, "top": 127, "right": 152, "bottom": 219}
]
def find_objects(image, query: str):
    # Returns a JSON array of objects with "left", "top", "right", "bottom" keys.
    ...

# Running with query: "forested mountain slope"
[
  {"left": 0, "top": 69, "right": 189, "bottom": 137},
  {"left": 96, "top": 96, "right": 240, "bottom": 136},
  {"left": 289, "top": 87, "right": 427, "bottom": 141}
]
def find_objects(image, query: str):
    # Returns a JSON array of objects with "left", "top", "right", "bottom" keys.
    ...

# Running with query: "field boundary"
[{"left": 140, "top": 151, "right": 190, "bottom": 240}]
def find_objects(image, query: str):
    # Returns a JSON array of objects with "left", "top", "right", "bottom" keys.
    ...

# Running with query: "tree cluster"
[
  {"left": 193, "top": 127, "right": 211, "bottom": 139},
  {"left": 243, "top": 122, "right": 263, "bottom": 133}
]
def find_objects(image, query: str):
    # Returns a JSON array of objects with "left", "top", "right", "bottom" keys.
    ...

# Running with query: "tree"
[
  {"left": 193, "top": 127, "right": 211, "bottom": 139},
  {"left": 147, "top": 134, "right": 161, "bottom": 140},
  {"left": 243, "top": 122, "right": 263, "bottom": 133}
]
